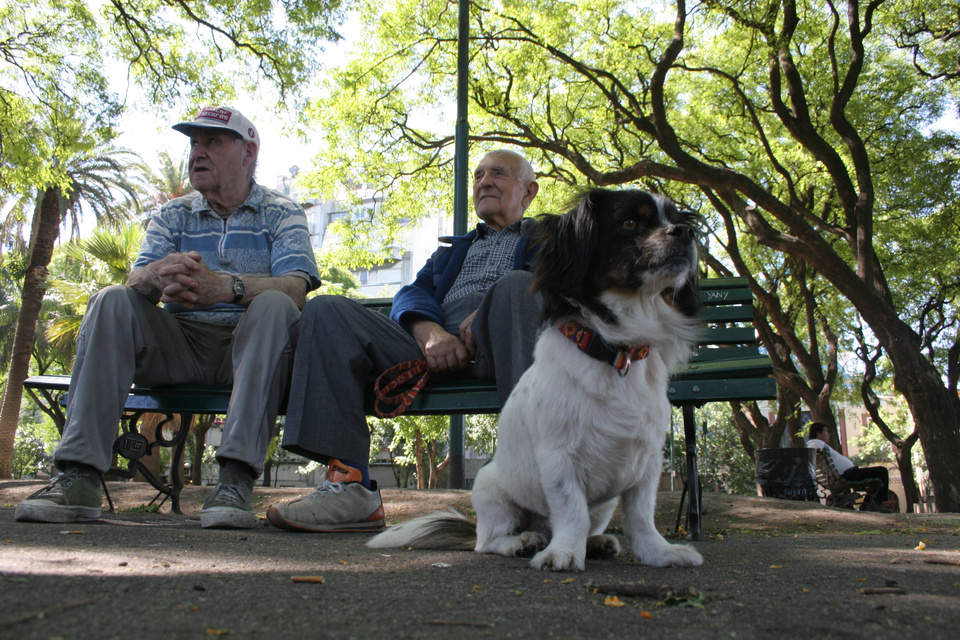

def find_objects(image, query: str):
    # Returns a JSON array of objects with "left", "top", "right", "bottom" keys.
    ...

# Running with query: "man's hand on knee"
[{"left": 412, "top": 320, "right": 472, "bottom": 373}]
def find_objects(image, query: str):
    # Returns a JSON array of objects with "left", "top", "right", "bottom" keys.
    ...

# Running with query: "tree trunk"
[
  {"left": 886, "top": 343, "right": 960, "bottom": 511},
  {"left": 859, "top": 344, "right": 922, "bottom": 513},
  {"left": 425, "top": 440, "right": 449, "bottom": 489},
  {"left": 190, "top": 415, "right": 215, "bottom": 485},
  {"left": 894, "top": 440, "right": 922, "bottom": 514},
  {"left": 0, "top": 187, "right": 62, "bottom": 478},
  {"left": 413, "top": 430, "right": 425, "bottom": 489},
  {"left": 24, "top": 384, "right": 66, "bottom": 435}
]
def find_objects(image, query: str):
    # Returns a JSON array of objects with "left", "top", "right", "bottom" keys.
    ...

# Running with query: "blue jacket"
[{"left": 390, "top": 219, "right": 539, "bottom": 330}]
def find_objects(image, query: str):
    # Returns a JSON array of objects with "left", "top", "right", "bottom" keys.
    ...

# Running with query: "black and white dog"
[{"left": 368, "top": 188, "right": 704, "bottom": 571}]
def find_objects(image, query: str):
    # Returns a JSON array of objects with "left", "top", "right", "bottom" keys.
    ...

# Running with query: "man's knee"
[
  {"left": 481, "top": 270, "right": 540, "bottom": 327},
  {"left": 89, "top": 284, "right": 135, "bottom": 306},
  {"left": 492, "top": 270, "right": 535, "bottom": 296},
  {"left": 83, "top": 285, "right": 143, "bottom": 324},
  {"left": 245, "top": 290, "right": 300, "bottom": 322},
  {"left": 301, "top": 294, "right": 356, "bottom": 324}
]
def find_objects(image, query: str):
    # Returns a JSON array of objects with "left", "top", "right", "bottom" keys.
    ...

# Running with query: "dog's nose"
[{"left": 667, "top": 225, "right": 696, "bottom": 243}]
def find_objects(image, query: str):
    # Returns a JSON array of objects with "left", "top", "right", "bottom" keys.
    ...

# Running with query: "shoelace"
[
  {"left": 309, "top": 480, "right": 344, "bottom": 498},
  {"left": 213, "top": 483, "right": 248, "bottom": 507},
  {"left": 34, "top": 472, "right": 83, "bottom": 497}
]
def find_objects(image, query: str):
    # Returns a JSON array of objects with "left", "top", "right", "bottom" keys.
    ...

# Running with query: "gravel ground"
[{"left": 1, "top": 480, "right": 959, "bottom": 639}]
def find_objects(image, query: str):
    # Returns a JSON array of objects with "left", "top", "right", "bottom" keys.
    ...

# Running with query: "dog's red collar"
[{"left": 556, "top": 322, "right": 650, "bottom": 377}]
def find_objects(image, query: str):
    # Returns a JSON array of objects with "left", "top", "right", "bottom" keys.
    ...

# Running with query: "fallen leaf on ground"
[
  {"left": 291, "top": 576, "right": 324, "bottom": 583},
  {"left": 604, "top": 596, "right": 626, "bottom": 607}
]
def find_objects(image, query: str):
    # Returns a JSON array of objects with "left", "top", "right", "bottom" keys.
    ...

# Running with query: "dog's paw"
[
  {"left": 530, "top": 546, "right": 585, "bottom": 572},
  {"left": 586, "top": 534, "right": 621, "bottom": 560},
  {"left": 636, "top": 541, "right": 703, "bottom": 568},
  {"left": 515, "top": 531, "right": 548, "bottom": 557},
  {"left": 481, "top": 531, "right": 547, "bottom": 557}
]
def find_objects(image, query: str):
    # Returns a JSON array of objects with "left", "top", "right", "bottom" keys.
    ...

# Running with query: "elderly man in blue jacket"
[{"left": 269, "top": 149, "right": 540, "bottom": 533}]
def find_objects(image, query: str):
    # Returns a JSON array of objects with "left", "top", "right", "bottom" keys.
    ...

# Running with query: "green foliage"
[
  {"left": 0, "top": 1, "right": 118, "bottom": 195},
  {"left": 371, "top": 413, "right": 448, "bottom": 461},
  {"left": 369, "top": 413, "right": 498, "bottom": 487},
  {"left": 314, "top": 262, "right": 361, "bottom": 297},
  {"left": 2, "top": 0, "right": 347, "bottom": 202},
  {"left": 670, "top": 404, "right": 758, "bottom": 496},
  {"left": 46, "top": 223, "right": 144, "bottom": 346},
  {"left": 11, "top": 418, "right": 60, "bottom": 479},
  {"left": 302, "top": 0, "right": 960, "bottom": 344},
  {"left": 102, "top": 0, "right": 347, "bottom": 107},
  {"left": 298, "top": 1, "right": 960, "bottom": 506},
  {"left": 465, "top": 414, "right": 498, "bottom": 458},
  {"left": 121, "top": 503, "right": 161, "bottom": 513},
  {"left": 851, "top": 396, "right": 926, "bottom": 477}
]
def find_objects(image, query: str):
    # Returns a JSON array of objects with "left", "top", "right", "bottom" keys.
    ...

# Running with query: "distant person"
[
  {"left": 16, "top": 105, "right": 320, "bottom": 529},
  {"left": 806, "top": 421, "right": 892, "bottom": 512},
  {"left": 267, "top": 149, "right": 542, "bottom": 533}
]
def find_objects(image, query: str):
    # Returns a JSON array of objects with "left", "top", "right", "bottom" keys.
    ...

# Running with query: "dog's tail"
[{"left": 366, "top": 509, "right": 477, "bottom": 550}]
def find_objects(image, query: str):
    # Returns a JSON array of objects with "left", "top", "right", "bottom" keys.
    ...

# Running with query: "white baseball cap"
[{"left": 172, "top": 105, "right": 258, "bottom": 144}]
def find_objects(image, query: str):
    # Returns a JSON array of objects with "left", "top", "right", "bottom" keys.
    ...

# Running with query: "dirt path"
[{"left": 2, "top": 481, "right": 959, "bottom": 639}]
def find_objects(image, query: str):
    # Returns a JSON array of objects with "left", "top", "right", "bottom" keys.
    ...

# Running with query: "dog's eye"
[{"left": 623, "top": 219, "right": 638, "bottom": 230}]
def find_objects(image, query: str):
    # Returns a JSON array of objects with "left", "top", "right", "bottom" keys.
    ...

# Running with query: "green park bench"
[{"left": 23, "top": 276, "right": 776, "bottom": 538}]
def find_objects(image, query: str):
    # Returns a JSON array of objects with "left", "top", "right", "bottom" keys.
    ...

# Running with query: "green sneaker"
[
  {"left": 15, "top": 469, "right": 102, "bottom": 523},
  {"left": 201, "top": 471, "right": 256, "bottom": 529}
]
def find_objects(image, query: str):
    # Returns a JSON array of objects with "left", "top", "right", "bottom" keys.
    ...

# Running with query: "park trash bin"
[{"left": 755, "top": 447, "right": 818, "bottom": 501}]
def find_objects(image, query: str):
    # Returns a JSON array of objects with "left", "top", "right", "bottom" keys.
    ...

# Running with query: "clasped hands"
[{"left": 150, "top": 252, "right": 231, "bottom": 310}]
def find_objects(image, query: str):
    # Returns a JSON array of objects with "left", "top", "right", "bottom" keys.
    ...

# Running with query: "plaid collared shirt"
[{"left": 443, "top": 221, "right": 524, "bottom": 304}]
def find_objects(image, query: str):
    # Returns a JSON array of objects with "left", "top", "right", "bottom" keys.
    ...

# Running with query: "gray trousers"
[
  {"left": 54, "top": 285, "right": 300, "bottom": 475},
  {"left": 282, "top": 270, "right": 542, "bottom": 466}
]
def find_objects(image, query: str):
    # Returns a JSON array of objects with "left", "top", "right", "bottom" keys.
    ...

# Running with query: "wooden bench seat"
[{"left": 24, "top": 277, "right": 777, "bottom": 536}]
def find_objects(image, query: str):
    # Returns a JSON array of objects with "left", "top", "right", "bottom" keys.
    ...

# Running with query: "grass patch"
[{"left": 121, "top": 504, "right": 161, "bottom": 513}]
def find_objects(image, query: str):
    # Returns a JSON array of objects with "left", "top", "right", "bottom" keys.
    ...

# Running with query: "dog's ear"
[
  {"left": 532, "top": 191, "right": 600, "bottom": 319},
  {"left": 669, "top": 274, "right": 701, "bottom": 318}
]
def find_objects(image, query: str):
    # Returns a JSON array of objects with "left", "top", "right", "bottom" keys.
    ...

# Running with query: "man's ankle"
[
  {"left": 219, "top": 459, "right": 257, "bottom": 489},
  {"left": 58, "top": 462, "right": 100, "bottom": 479}
]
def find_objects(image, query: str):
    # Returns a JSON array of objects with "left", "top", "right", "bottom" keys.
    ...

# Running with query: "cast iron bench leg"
[
  {"left": 110, "top": 410, "right": 190, "bottom": 515},
  {"left": 683, "top": 404, "right": 702, "bottom": 540}
]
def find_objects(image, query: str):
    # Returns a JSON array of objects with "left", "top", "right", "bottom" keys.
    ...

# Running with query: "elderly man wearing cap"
[{"left": 15, "top": 106, "right": 320, "bottom": 529}]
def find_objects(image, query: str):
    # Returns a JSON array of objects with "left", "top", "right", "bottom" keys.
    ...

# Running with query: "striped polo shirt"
[{"left": 134, "top": 184, "right": 320, "bottom": 324}]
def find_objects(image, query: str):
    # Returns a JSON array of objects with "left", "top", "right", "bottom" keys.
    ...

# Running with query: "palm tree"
[
  {"left": 143, "top": 150, "right": 192, "bottom": 201},
  {"left": 0, "top": 144, "right": 141, "bottom": 477},
  {"left": 45, "top": 223, "right": 145, "bottom": 346}
]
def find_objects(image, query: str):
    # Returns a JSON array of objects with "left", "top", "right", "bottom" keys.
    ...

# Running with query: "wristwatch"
[{"left": 230, "top": 275, "right": 245, "bottom": 304}]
